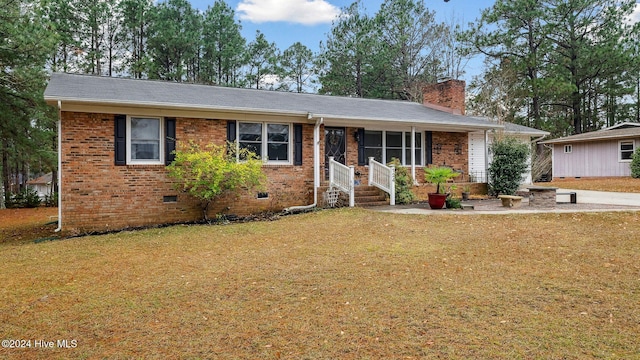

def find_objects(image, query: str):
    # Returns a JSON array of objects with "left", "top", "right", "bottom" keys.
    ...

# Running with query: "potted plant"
[
  {"left": 424, "top": 166, "right": 460, "bottom": 209},
  {"left": 461, "top": 184, "right": 471, "bottom": 201}
]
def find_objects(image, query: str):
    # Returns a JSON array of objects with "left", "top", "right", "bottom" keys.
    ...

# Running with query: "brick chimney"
[{"left": 422, "top": 79, "right": 466, "bottom": 115}]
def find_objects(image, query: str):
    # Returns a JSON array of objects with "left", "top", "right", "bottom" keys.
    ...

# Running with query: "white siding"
[
  {"left": 468, "top": 132, "right": 534, "bottom": 184},
  {"left": 468, "top": 131, "right": 487, "bottom": 182}
]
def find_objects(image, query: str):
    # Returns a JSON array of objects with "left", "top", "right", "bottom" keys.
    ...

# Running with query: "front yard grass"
[{"left": 1, "top": 208, "right": 639, "bottom": 359}]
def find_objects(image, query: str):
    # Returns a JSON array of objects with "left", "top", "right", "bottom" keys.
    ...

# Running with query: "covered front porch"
[{"left": 305, "top": 116, "right": 494, "bottom": 209}]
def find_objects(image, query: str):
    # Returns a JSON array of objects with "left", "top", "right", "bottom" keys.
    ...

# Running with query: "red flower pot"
[{"left": 427, "top": 193, "right": 447, "bottom": 209}]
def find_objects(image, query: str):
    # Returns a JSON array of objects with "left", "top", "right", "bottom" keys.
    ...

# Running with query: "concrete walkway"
[
  {"left": 373, "top": 189, "right": 640, "bottom": 215},
  {"left": 558, "top": 188, "right": 640, "bottom": 206}
]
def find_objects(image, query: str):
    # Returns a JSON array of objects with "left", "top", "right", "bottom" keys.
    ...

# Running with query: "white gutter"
[
  {"left": 55, "top": 101, "right": 62, "bottom": 232},
  {"left": 284, "top": 116, "right": 323, "bottom": 214}
]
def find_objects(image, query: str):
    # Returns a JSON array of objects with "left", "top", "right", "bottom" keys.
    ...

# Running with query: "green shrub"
[
  {"left": 445, "top": 196, "right": 462, "bottom": 209},
  {"left": 6, "top": 188, "right": 41, "bottom": 208},
  {"left": 166, "top": 142, "right": 266, "bottom": 222},
  {"left": 631, "top": 148, "right": 640, "bottom": 178},
  {"left": 388, "top": 158, "right": 416, "bottom": 204},
  {"left": 488, "top": 136, "right": 530, "bottom": 196},
  {"left": 44, "top": 192, "right": 58, "bottom": 207},
  {"left": 23, "top": 189, "right": 41, "bottom": 208}
]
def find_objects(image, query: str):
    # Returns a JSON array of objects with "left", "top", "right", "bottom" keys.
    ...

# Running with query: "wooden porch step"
[
  {"left": 319, "top": 185, "right": 390, "bottom": 207},
  {"left": 354, "top": 186, "right": 388, "bottom": 206},
  {"left": 356, "top": 201, "right": 391, "bottom": 207}
]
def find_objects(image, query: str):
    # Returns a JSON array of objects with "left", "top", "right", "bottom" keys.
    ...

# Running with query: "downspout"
[
  {"left": 55, "top": 101, "right": 62, "bottom": 232},
  {"left": 284, "top": 115, "right": 323, "bottom": 214}
]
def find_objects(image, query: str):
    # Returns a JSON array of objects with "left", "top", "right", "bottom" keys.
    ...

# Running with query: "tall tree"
[
  {"left": 102, "top": 0, "right": 123, "bottom": 77},
  {"left": 463, "top": 0, "right": 549, "bottom": 129},
  {"left": 201, "top": 1, "right": 246, "bottom": 86},
  {"left": 545, "top": 0, "right": 637, "bottom": 133},
  {"left": 466, "top": 0, "right": 639, "bottom": 135},
  {"left": 146, "top": 0, "right": 200, "bottom": 82},
  {"left": 42, "top": 0, "right": 81, "bottom": 73},
  {"left": 244, "top": 31, "right": 278, "bottom": 90},
  {"left": 279, "top": 42, "right": 314, "bottom": 93},
  {"left": 76, "top": 0, "right": 109, "bottom": 74},
  {"left": 118, "top": 0, "right": 153, "bottom": 79},
  {"left": 0, "top": 0, "right": 56, "bottom": 206},
  {"left": 317, "top": 1, "right": 381, "bottom": 97},
  {"left": 376, "top": 0, "right": 447, "bottom": 101}
]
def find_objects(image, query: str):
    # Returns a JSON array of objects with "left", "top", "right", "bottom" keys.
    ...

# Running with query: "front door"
[{"left": 325, "top": 127, "right": 346, "bottom": 179}]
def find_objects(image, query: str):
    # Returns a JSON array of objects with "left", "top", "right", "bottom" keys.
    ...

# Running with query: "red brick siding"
[
  {"left": 422, "top": 80, "right": 466, "bottom": 115},
  {"left": 61, "top": 112, "right": 313, "bottom": 233}
]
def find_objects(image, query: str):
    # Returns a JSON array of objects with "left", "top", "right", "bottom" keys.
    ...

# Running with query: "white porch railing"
[
  {"left": 368, "top": 157, "right": 395, "bottom": 206},
  {"left": 328, "top": 156, "right": 355, "bottom": 207}
]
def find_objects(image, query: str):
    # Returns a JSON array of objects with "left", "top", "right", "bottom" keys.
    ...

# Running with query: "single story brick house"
[
  {"left": 45, "top": 73, "right": 507, "bottom": 233},
  {"left": 542, "top": 123, "right": 640, "bottom": 178}
]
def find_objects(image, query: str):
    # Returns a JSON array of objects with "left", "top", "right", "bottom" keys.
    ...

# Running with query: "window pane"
[
  {"left": 621, "top": 142, "right": 634, "bottom": 160},
  {"left": 405, "top": 149, "right": 422, "bottom": 165},
  {"left": 131, "top": 118, "right": 159, "bottom": 140},
  {"left": 132, "top": 142, "right": 159, "bottom": 160},
  {"left": 387, "top": 132, "right": 402, "bottom": 147},
  {"left": 364, "top": 131, "right": 382, "bottom": 147},
  {"left": 405, "top": 132, "right": 422, "bottom": 147},
  {"left": 240, "top": 142, "right": 262, "bottom": 158},
  {"left": 268, "top": 124, "right": 289, "bottom": 142},
  {"left": 268, "top": 143, "right": 288, "bottom": 161},
  {"left": 387, "top": 149, "right": 402, "bottom": 163},
  {"left": 239, "top": 123, "right": 262, "bottom": 142},
  {"left": 131, "top": 118, "right": 160, "bottom": 161},
  {"left": 364, "top": 148, "right": 382, "bottom": 164}
]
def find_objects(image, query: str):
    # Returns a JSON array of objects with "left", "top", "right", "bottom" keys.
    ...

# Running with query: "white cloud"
[{"left": 237, "top": 0, "right": 341, "bottom": 25}]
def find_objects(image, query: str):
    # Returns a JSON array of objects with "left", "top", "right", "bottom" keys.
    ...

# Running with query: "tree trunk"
[
  {"left": 2, "top": 141, "right": 10, "bottom": 204},
  {"left": 203, "top": 201, "right": 210, "bottom": 222}
]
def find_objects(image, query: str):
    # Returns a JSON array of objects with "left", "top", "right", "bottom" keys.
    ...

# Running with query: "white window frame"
[
  {"left": 564, "top": 145, "right": 572, "bottom": 154},
  {"left": 237, "top": 122, "right": 292, "bottom": 164},
  {"left": 619, "top": 140, "right": 635, "bottom": 162},
  {"left": 126, "top": 116, "right": 164, "bottom": 165},
  {"left": 364, "top": 130, "right": 424, "bottom": 166}
]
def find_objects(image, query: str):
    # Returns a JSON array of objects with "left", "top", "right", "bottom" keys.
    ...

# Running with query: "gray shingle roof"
[
  {"left": 501, "top": 122, "right": 549, "bottom": 136},
  {"left": 44, "top": 73, "right": 502, "bottom": 131},
  {"left": 542, "top": 126, "right": 640, "bottom": 144}
]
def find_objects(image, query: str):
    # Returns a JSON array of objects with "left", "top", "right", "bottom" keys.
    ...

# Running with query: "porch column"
[{"left": 411, "top": 126, "right": 416, "bottom": 183}]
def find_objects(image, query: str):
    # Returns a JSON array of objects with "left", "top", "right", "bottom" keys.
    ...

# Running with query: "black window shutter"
[
  {"left": 227, "top": 120, "right": 237, "bottom": 142},
  {"left": 357, "top": 128, "right": 365, "bottom": 166},
  {"left": 165, "top": 117, "right": 176, "bottom": 165},
  {"left": 426, "top": 131, "right": 433, "bottom": 165},
  {"left": 294, "top": 124, "right": 303, "bottom": 165},
  {"left": 114, "top": 115, "right": 126, "bottom": 166}
]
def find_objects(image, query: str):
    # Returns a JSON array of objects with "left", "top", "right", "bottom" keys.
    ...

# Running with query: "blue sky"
[
  {"left": 186, "top": 0, "right": 640, "bottom": 82},
  {"left": 188, "top": 0, "right": 496, "bottom": 80}
]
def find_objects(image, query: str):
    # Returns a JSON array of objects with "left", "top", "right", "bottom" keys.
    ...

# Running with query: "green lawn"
[{"left": 1, "top": 208, "right": 639, "bottom": 359}]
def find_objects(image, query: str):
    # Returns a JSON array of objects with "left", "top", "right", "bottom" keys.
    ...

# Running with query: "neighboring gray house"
[
  {"left": 542, "top": 123, "right": 640, "bottom": 178},
  {"left": 469, "top": 122, "right": 550, "bottom": 184}
]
